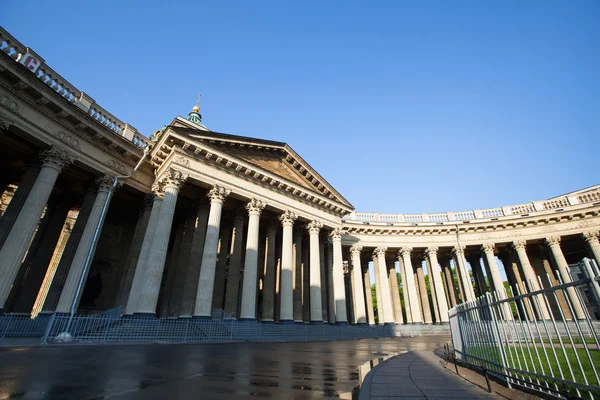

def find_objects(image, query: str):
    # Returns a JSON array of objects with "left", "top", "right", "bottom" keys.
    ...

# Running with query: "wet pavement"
[{"left": 0, "top": 336, "right": 450, "bottom": 399}]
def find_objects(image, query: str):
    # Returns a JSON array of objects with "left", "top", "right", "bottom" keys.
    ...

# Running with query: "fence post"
[
  {"left": 41, "top": 313, "right": 56, "bottom": 345},
  {"left": 485, "top": 292, "right": 512, "bottom": 388}
]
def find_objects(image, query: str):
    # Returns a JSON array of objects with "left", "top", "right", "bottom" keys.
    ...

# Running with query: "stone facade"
[{"left": 0, "top": 28, "right": 599, "bottom": 326}]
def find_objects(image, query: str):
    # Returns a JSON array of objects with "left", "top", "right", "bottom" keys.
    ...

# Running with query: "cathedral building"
[{"left": 1, "top": 27, "right": 599, "bottom": 328}]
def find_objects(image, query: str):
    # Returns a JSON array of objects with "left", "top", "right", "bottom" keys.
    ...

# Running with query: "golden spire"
[{"left": 192, "top": 93, "right": 201, "bottom": 113}]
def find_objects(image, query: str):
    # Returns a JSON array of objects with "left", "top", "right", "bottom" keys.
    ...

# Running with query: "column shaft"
[
  {"left": 326, "top": 242, "right": 335, "bottom": 323},
  {"left": 224, "top": 213, "right": 246, "bottom": 318},
  {"left": 442, "top": 259, "right": 457, "bottom": 307},
  {"left": 56, "top": 176, "right": 114, "bottom": 313},
  {"left": 546, "top": 237, "right": 585, "bottom": 319},
  {"left": 399, "top": 257, "right": 412, "bottom": 323},
  {"left": 292, "top": 231, "right": 303, "bottom": 322},
  {"left": 350, "top": 246, "right": 366, "bottom": 323},
  {"left": 426, "top": 249, "right": 449, "bottom": 323},
  {"left": 401, "top": 249, "right": 422, "bottom": 323},
  {"left": 372, "top": 257, "right": 383, "bottom": 324},
  {"left": 0, "top": 165, "right": 39, "bottom": 249},
  {"left": 387, "top": 262, "right": 403, "bottom": 324},
  {"left": 194, "top": 186, "right": 229, "bottom": 318},
  {"left": 416, "top": 263, "right": 432, "bottom": 323},
  {"left": 331, "top": 229, "right": 347, "bottom": 323},
  {"left": 363, "top": 265, "right": 375, "bottom": 325},
  {"left": 513, "top": 241, "right": 550, "bottom": 320},
  {"left": 279, "top": 211, "right": 296, "bottom": 322},
  {"left": 239, "top": 199, "right": 265, "bottom": 320},
  {"left": 583, "top": 231, "right": 600, "bottom": 266},
  {"left": 261, "top": 222, "right": 277, "bottom": 321},
  {"left": 453, "top": 247, "right": 475, "bottom": 302},
  {"left": 308, "top": 221, "right": 323, "bottom": 322},
  {"left": 319, "top": 236, "right": 328, "bottom": 322}
]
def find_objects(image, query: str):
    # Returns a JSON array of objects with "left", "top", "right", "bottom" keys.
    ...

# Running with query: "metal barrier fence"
[{"left": 449, "top": 258, "right": 600, "bottom": 400}]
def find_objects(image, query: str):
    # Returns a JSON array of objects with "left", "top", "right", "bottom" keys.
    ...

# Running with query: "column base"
[
  {"left": 261, "top": 318, "right": 274, "bottom": 323},
  {"left": 192, "top": 315, "right": 211, "bottom": 320},
  {"left": 384, "top": 322, "right": 395, "bottom": 326},
  {"left": 335, "top": 321, "right": 349, "bottom": 325},
  {"left": 131, "top": 313, "right": 156, "bottom": 318},
  {"left": 411, "top": 322, "right": 424, "bottom": 325},
  {"left": 177, "top": 316, "right": 192, "bottom": 319},
  {"left": 355, "top": 322, "right": 368, "bottom": 325},
  {"left": 310, "top": 320, "right": 324, "bottom": 324},
  {"left": 238, "top": 318, "right": 257, "bottom": 322},
  {"left": 293, "top": 319, "right": 303, "bottom": 323},
  {"left": 279, "top": 319, "right": 294, "bottom": 325},
  {"left": 437, "top": 321, "right": 449, "bottom": 325}
]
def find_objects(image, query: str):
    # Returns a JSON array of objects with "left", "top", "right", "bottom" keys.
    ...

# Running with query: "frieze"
[
  {"left": 107, "top": 159, "right": 127, "bottom": 175},
  {"left": 53, "top": 131, "right": 80, "bottom": 149},
  {"left": 0, "top": 95, "right": 20, "bottom": 113},
  {"left": 173, "top": 155, "right": 190, "bottom": 167}
]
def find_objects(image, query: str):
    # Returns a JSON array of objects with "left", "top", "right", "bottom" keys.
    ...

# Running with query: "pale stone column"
[
  {"left": 179, "top": 203, "right": 209, "bottom": 317},
  {"left": 0, "top": 165, "right": 39, "bottom": 249},
  {"left": 326, "top": 241, "right": 336, "bottom": 323},
  {"left": 212, "top": 222, "right": 232, "bottom": 311},
  {"left": 546, "top": 237, "right": 585, "bottom": 319},
  {"left": 387, "top": 261, "right": 403, "bottom": 324},
  {"left": 481, "top": 243, "right": 506, "bottom": 298},
  {"left": 292, "top": 229, "right": 303, "bottom": 322},
  {"left": 0, "top": 147, "right": 72, "bottom": 311},
  {"left": 512, "top": 240, "right": 550, "bottom": 320},
  {"left": 319, "top": 235, "right": 328, "bottom": 322},
  {"left": 278, "top": 210, "right": 297, "bottom": 323},
  {"left": 453, "top": 246, "right": 475, "bottom": 302},
  {"left": 56, "top": 175, "right": 116, "bottom": 313},
  {"left": 426, "top": 257, "right": 440, "bottom": 323},
  {"left": 307, "top": 221, "right": 324, "bottom": 322},
  {"left": 115, "top": 195, "right": 152, "bottom": 309},
  {"left": 500, "top": 250, "right": 532, "bottom": 320},
  {"left": 373, "top": 247, "right": 395, "bottom": 324},
  {"left": 239, "top": 198, "right": 266, "bottom": 320},
  {"left": 441, "top": 258, "right": 457, "bottom": 307},
  {"left": 372, "top": 255, "right": 383, "bottom": 324},
  {"left": 400, "top": 247, "right": 422, "bottom": 323},
  {"left": 135, "top": 170, "right": 187, "bottom": 315},
  {"left": 398, "top": 256, "right": 412, "bottom": 323},
  {"left": 160, "top": 219, "right": 185, "bottom": 316},
  {"left": 426, "top": 247, "right": 449, "bottom": 323},
  {"left": 468, "top": 254, "right": 487, "bottom": 296},
  {"left": 224, "top": 212, "right": 246, "bottom": 318},
  {"left": 125, "top": 189, "right": 163, "bottom": 315},
  {"left": 362, "top": 264, "right": 375, "bottom": 325},
  {"left": 193, "top": 185, "right": 230, "bottom": 318},
  {"left": 169, "top": 208, "right": 198, "bottom": 316},
  {"left": 330, "top": 228, "right": 347, "bottom": 323},
  {"left": 350, "top": 245, "right": 367, "bottom": 324},
  {"left": 302, "top": 243, "right": 310, "bottom": 322},
  {"left": 583, "top": 231, "right": 600, "bottom": 266},
  {"left": 415, "top": 261, "right": 433, "bottom": 323},
  {"left": 344, "top": 262, "right": 355, "bottom": 322},
  {"left": 261, "top": 221, "right": 277, "bottom": 321}
]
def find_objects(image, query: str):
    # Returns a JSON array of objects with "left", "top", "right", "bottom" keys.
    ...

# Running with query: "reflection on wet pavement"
[{"left": 0, "top": 336, "right": 450, "bottom": 399}]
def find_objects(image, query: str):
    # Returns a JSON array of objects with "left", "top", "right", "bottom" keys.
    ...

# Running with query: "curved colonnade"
[{"left": 0, "top": 27, "right": 599, "bottom": 327}]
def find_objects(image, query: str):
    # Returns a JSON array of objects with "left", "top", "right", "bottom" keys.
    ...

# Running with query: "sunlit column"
[
  {"left": 349, "top": 244, "right": 367, "bottom": 324},
  {"left": 387, "top": 260, "right": 403, "bottom": 324},
  {"left": 452, "top": 246, "right": 475, "bottom": 302},
  {"left": 239, "top": 198, "right": 266, "bottom": 320},
  {"left": 400, "top": 247, "right": 422, "bottom": 323},
  {"left": 307, "top": 221, "right": 324, "bottom": 323},
  {"left": 397, "top": 255, "right": 412, "bottom": 323},
  {"left": 362, "top": 263, "right": 375, "bottom": 325},
  {"left": 425, "top": 247, "right": 449, "bottom": 323},
  {"left": 415, "top": 260, "right": 432, "bottom": 323},
  {"left": 583, "top": 231, "right": 600, "bottom": 266},
  {"left": 292, "top": 229, "right": 303, "bottom": 322},
  {"left": 330, "top": 228, "right": 347, "bottom": 323},
  {"left": 278, "top": 210, "right": 297, "bottom": 322},
  {"left": 512, "top": 240, "right": 550, "bottom": 320}
]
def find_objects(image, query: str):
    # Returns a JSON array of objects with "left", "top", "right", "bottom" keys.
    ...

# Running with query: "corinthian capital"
[
  {"left": 582, "top": 231, "right": 599, "bottom": 243},
  {"left": 329, "top": 227, "right": 346, "bottom": 240},
  {"left": 279, "top": 210, "right": 297, "bottom": 226},
  {"left": 307, "top": 220, "right": 323, "bottom": 234},
  {"left": 207, "top": 185, "right": 230, "bottom": 204},
  {"left": 160, "top": 168, "right": 188, "bottom": 189},
  {"left": 481, "top": 243, "right": 496, "bottom": 254},
  {"left": 399, "top": 247, "right": 413, "bottom": 258},
  {"left": 350, "top": 244, "right": 362, "bottom": 256},
  {"left": 246, "top": 198, "right": 266, "bottom": 215},
  {"left": 425, "top": 246, "right": 438, "bottom": 257},
  {"left": 374, "top": 246, "right": 387, "bottom": 257},
  {"left": 95, "top": 174, "right": 117, "bottom": 192},
  {"left": 545, "top": 236, "right": 561, "bottom": 247},
  {"left": 151, "top": 182, "right": 164, "bottom": 198},
  {"left": 452, "top": 245, "right": 465, "bottom": 256},
  {"left": 512, "top": 240, "right": 527, "bottom": 251},
  {"left": 40, "top": 146, "right": 74, "bottom": 171}
]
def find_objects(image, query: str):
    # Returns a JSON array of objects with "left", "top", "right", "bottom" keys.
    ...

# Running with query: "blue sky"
[{"left": 4, "top": 1, "right": 599, "bottom": 214}]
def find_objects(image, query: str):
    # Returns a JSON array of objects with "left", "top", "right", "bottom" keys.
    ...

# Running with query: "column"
[
  {"left": 319, "top": 235, "right": 328, "bottom": 322},
  {"left": 415, "top": 261, "right": 433, "bottom": 323},
  {"left": 193, "top": 185, "right": 230, "bottom": 318},
  {"left": 0, "top": 147, "right": 73, "bottom": 311},
  {"left": 583, "top": 231, "right": 600, "bottom": 265},
  {"left": 304, "top": 221, "right": 323, "bottom": 323},
  {"left": 224, "top": 211, "right": 246, "bottom": 318},
  {"left": 0, "top": 165, "right": 39, "bottom": 248},
  {"left": 179, "top": 203, "right": 209, "bottom": 317},
  {"left": 134, "top": 170, "right": 187, "bottom": 315},
  {"left": 362, "top": 264, "right": 375, "bottom": 325},
  {"left": 160, "top": 219, "right": 185, "bottom": 316},
  {"left": 115, "top": 195, "right": 152, "bottom": 309},
  {"left": 426, "top": 257, "right": 440, "bottom": 323},
  {"left": 468, "top": 253, "right": 488, "bottom": 296},
  {"left": 481, "top": 244, "right": 506, "bottom": 298},
  {"left": 125, "top": 188, "right": 163, "bottom": 315},
  {"left": 292, "top": 229, "right": 303, "bottom": 322},
  {"left": 400, "top": 247, "right": 422, "bottom": 323},
  {"left": 350, "top": 245, "right": 367, "bottom": 324},
  {"left": 387, "top": 260, "right": 403, "bottom": 324},
  {"left": 330, "top": 228, "right": 347, "bottom": 323},
  {"left": 170, "top": 208, "right": 198, "bottom": 316},
  {"left": 373, "top": 247, "right": 394, "bottom": 324},
  {"left": 326, "top": 240, "right": 336, "bottom": 323},
  {"left": 261, "top": 220, "right": 277, "bottom": 322},
  {"left": 453, "top": 246, "right": 475, "bottom": 302},
  {"left": 302, "top": 243, "right": 310, "bottom": 322},
  {"left": 546, "top": 237, "right": 585, "bottom": 319},
  {"left": 398, "top": 255, "right": 412, "bottom": 323},
  {"left": 512, "top": 240, "right": 550, "bottom": 320},
  {"left": 56, "top": 175, "right": 116, "bottom": 313},
  {"left": 212, "top": 222, "right": 232, "bottom": 311},
  {"left": 279, "top": 210, "right": 297, "bottom": 323},
  {"left": 426, "top": 247, "right": 449, "bottom": 323},
  {"left": 441, "top": 258, "right": 457, "bottom": 307},
  {"left": 372, "top": 255, "right": 383, "bottom": 324},
  {"left": 239, "top": 198, "right": 266, "bottom": 320}
]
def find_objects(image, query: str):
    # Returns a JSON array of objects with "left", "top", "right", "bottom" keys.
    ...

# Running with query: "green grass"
[{"left": 466, "top": 344, "right": 600, "bottom": 397}]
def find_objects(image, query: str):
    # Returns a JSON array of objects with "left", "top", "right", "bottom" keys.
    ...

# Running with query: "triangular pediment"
[{"left": 164, "top": 117, "right": 354, "bottom": 209}]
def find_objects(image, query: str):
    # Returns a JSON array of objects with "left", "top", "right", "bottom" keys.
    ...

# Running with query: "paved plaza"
[{"left": 0, "top": 336, "right": 449, "bottom": 399}]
